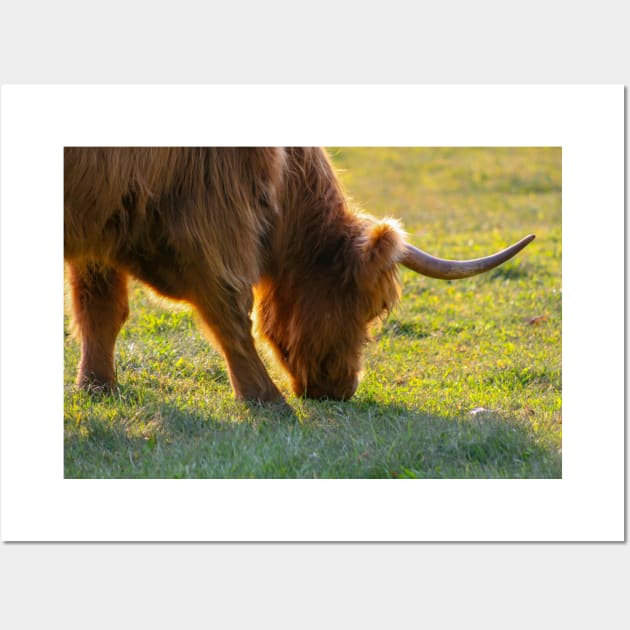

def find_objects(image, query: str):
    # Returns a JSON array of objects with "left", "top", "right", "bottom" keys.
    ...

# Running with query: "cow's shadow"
[{"left": 64, "top": 385, "right": 561, "bottom": 479}]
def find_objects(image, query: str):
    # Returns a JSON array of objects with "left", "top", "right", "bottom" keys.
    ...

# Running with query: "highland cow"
[{"left": 64, "top": 147, "right": 534, "bottom": 402}]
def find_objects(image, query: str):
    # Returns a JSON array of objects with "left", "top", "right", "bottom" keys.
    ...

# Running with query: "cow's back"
[{"left": 64, "top": 147, "right": 286, "bottom": 296}]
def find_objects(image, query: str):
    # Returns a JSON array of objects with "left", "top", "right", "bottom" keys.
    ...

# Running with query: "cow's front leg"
[
  {"left": 67, "top": 262, "right": 129, "bottom": 391},
  {"left": 192, "top": 284, "right": 284, "bottom": 403}
]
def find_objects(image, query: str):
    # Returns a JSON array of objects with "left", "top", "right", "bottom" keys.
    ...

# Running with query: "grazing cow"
[{"left": 64, "top": 147, "right": 534, "bottom": 402}]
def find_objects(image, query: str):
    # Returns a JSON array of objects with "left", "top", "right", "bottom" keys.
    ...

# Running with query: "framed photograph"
[{"left": 0, "top": 85, "right": 623, "bottom": 541}]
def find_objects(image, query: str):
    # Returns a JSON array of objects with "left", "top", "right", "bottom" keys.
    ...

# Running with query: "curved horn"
[{"left": 400, "top": 234, "right": 535, "bottom": 279}]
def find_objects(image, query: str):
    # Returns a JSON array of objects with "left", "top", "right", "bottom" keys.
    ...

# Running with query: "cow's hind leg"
[
  {"left": 68, "top": 262, "right": 129, "bottom": 391},
  {"left": 192, "top": 283, "right": 284, "bottom": 403}
]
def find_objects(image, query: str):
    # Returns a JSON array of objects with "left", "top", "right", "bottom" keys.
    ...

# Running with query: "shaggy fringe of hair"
[{"left": 252, "top": 148, "right": 405, "bottom": 396}]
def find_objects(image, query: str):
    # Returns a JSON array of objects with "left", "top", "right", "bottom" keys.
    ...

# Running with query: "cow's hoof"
[{"left": 76, "top": 373, "right": 116, "bottom": 395}]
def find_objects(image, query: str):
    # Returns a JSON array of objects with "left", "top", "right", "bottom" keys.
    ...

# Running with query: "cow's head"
[
  {"left": 255, "top": 217, "right": 535, "bottom": 401},
  {"left": 254, "top": 219, "right": 404, "bottom": 400}
]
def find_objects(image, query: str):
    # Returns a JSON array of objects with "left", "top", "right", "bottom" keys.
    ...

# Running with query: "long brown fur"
[{"left": 65, "top": 147, "right": 405, "bottom": 401}]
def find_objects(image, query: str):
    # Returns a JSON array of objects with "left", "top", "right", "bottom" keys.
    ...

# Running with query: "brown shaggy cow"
[{"left": 64, "top": 147, "right": 534, "bottom": 402}]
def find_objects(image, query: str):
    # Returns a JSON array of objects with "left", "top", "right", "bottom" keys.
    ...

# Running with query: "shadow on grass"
[
  {"left": 64, "top": 387, "right": 561, "bottom": 479},
  {"left": 488, "top": 261, "right": 533, "bottom": 281},
  {"left": 379, "top": 319, "right": 431, "bottom": 339}
]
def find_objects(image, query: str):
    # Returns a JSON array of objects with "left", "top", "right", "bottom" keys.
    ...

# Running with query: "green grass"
[{"left": 64, "top": 147, "right": 562, "bottom": 478}]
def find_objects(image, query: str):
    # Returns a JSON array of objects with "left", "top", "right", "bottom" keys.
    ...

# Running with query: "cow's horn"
[{"left": 399, "top": 234, "right": 535, "bottom": 279}]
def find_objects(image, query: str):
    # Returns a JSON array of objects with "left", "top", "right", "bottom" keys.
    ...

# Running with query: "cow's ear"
[{"left": 359, "top": 219, "right": 406, "bottom": 274}]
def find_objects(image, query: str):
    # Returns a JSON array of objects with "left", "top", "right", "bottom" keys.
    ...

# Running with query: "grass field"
[{"left": 64, "top": 147, "right": 562, "bottom": 478}]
